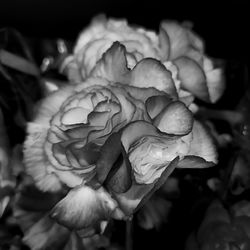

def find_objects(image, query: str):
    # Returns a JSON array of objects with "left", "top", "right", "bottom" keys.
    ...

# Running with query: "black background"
[{"left": 0, "top": 1, "right": 249, "bottom": 63}]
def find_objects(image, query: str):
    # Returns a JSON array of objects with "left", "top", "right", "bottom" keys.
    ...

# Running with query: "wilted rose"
[
  {"left": 24, "top": 43, "right": 217, "bottom": 234},
  {"left": 62, "top": 16, "right": 224, "bottom": 103}
]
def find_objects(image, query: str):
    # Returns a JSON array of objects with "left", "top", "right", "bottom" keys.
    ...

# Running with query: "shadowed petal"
[
  {"left": 114, "top": 157, "right": 179, "bottom": 215},
  {"left": 91, "top": 42, "right": 130, "bottom": 83},
  {"left": 146, "top": 95, "right": 172, "bottom": 119},
  {"left": 96, "top": 132, "right": 122, "bottom": 184}
]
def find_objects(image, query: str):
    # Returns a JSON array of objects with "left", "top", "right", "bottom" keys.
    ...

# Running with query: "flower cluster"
[
  {"left": 62, "top": 16, "right": 225, "bottom": 103},
  {"left": 22, "top": 16, "right": 223, "bottom": 242}
]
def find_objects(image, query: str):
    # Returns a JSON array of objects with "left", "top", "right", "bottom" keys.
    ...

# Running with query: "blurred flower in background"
[
  {"left": 61, "top": 15, "right": 225, "bottom": 104},
  {"left": 186, "top": 200, "right": 250, "bottom": 250}
]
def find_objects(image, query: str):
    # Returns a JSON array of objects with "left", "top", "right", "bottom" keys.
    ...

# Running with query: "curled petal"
[
  {"left": 114, "top": 157, "right": 178, "bottom": 215},
  {"left": 121, "top": 121, "right": 159, "bottom": 153},
  {"left": 158, "top": 27, "right": 170, "bottom": 61},
  {"left": 146, "top": 95, "right": 172, "bottom": 119},
  {"left": 174, "top": 57, "right": 209, "bottom": 102},
  {"left": 161, "top": 21, "right": 204, "bottom": 60},
  {"left": 187, "top": 121, "right": 218, "bottom": 164},
  {"left": 204, "top": 57, "right": 225, "bottom": 103},
  {"left": 91, "top": 42, "right": 130, "bottom": 83},
  {"left": 51, "top": 185, "right": 124, "bottom": 229},
  {"left": 130, "top": 58, "right": 177, "bottom": 97},
  {"left": 154, "top": 101, "right": 193, "bottom": 135},
  {"left": 177, "top": 156, "right": 215, "bottom": 169}
]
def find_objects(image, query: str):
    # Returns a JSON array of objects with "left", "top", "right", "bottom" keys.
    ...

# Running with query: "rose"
[
  {"left": 24, "top": 44, "right": 217, "bottom": 233},
  {"left": 61, "top": 16, "right": 224, "bottom": 103}
]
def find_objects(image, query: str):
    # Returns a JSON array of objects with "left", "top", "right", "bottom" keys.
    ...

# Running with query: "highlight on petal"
[
  {"left": 51, "top": 185, "right": 125, "bottom": 229},
  {"left": 185, "top": 120, "right": 218, "bottom": 164},
  {"left": 121, "top": 121, "right": 186, "bottom": 185},
  {"left": 91, "top": 42, "right": 130, "bottom": 83},
  {"left": 160, "top": 21, "right": 204, "bottom": 60},
  {"left": 154, "top": 101, "right": 193, "bottom": 135},
  {"left": 203, "top": 57, "right": 225, "bottom": 103},
  {"left": 130, "top": 58, "right": 177, "bottom": 97},
  {"left": 174, "top": 56, "right": 209, "bottom": 102},
  {"left": 158, "top": 27, "right": 170, "bottom": 61}
]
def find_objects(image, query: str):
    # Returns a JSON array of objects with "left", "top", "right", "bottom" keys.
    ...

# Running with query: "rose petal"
[
  {"left": 61, "top": 107, "right": 90, "bottom": 125},
  {"left": 187, "top": 121, "right": 218, "bottom": 164},
  {"left": 154, "top": 101, "right": 193, "bottom": 135},
  {"left": 114, "top": 157, "right": 178, "bottom": 215},
  {"left": 123, "top": 84, "right": 168, "bottom": 103},
  {"left": 130, "top": 58, "right": 177, "bottom": 97},
  {"left": 88, "top": 111, "right": 110, "bottom": 127},
  {"left": 96, "top": 132, "right": 122, "bottom": 184},
  {"left": 91, "top": 41, "right": 130, "bottom": 83},
  {"left": 205, "top": 65, "right": 225, "bottom": 103},
  {"left": 53, "top": 142, "right": 71, "bottom": 167},
  {"left": 174, "top": 56, "right": 209, "bottom": 102},
  {"left": 159, "top": 26, "right": 170, "bottom": 61},
  {"left": 51, "top": 185, "right": 121, "bottom": 229},
  {"left": 68, "top": 142, "right": 101, "bottom": 167},
  {"left": 177, "top": 155, "right": 215, "bottom": 169},
  {"left": 146, "top": 95, "right": 172, "bottom": 119},
  {"left": 161, "top": 21, "right": 203, "bottom": 60},
  {"left": 121, "top": 121, "right": 160, "bottom": 152},
  {"left": 105, "top": 154, "right": 132, "bottom": 193}
]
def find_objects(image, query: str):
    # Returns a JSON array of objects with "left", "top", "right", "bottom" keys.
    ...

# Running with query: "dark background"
[
  {"left": 0, "top": 1, "right": 249, "bottom": 63},
  {"left": 0, "top": 1, "right": 249, "bottom": 249}
]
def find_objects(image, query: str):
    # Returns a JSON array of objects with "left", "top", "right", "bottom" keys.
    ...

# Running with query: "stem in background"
[
  {"left": 126, "top": 218, "right": 133, "bottom": 250},
  {"left": 0, "top": 49, "right": 40, "bottom": 76}
]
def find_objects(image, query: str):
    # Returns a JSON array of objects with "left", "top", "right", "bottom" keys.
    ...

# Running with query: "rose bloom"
[
  {"left": 24, "top": 43, "right": 217, "bottom": 234},
  {"left": 61, "top": 15, "right": 224, "bottom": 103}
]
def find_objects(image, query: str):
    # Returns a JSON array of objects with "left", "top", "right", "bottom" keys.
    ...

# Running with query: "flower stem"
[{"left": 126, "top": 218, "right": 133, "bottom": 250}]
